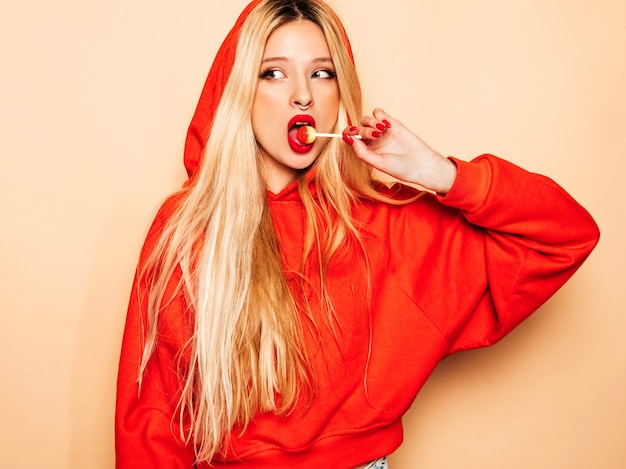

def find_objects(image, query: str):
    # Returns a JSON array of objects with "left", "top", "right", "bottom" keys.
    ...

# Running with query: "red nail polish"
[
  {"left": 372, "top": 130, "right": 382, "bottom": 138},
  {"left": 383, "top": 119, "right": 391, "bottom": 128},
  {"left": 376, "top": 123, "right": 386, "bottom": 131},
  {"left": 342, "top": 133, "right": 354, "bottom": 145},
  {"left": 350, "top": 126, "right": 358, "bottom": 132}
]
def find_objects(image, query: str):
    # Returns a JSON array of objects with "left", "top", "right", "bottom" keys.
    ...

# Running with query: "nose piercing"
[{"left": 297, "top": 103, "right": 310, "bottom": 111}]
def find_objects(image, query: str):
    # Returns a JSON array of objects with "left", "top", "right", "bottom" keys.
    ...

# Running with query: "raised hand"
[{"left": 343, "top": 109, "right": 457, "bottom": 195}]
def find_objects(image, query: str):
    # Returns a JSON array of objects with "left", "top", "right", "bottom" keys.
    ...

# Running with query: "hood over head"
[{"left": 183, "top": 0, "right": 355, "bottom": 179}]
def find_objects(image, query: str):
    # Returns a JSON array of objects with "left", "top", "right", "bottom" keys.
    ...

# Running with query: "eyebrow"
[{"left": 261, "top": 56, "right": 334, "bottom": 64}]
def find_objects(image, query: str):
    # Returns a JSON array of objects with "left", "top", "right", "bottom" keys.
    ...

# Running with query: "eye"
[
  {"left": 260, "top": 68, "right": 286, "bottom": 80},
  {"left": 312, "top": 69, "right": 337, "bottom": 80}
]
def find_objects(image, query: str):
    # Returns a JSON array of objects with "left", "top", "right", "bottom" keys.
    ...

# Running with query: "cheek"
[
  {"left": 251, "top": 105, "right": 278, "bottom": 153},
  {"left": 252, "top": 89, "right": 278, "bottom": 135},
  {"left": 322, "top": 95, "right": 341, "bottom": 125},
  {"left": 318, "top": 86, "right": 340, "bottom": 114}
]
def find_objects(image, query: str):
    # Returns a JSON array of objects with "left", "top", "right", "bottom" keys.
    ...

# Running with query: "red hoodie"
[{"left": 115, "top": 2, "right": 600, "bottom": 467}]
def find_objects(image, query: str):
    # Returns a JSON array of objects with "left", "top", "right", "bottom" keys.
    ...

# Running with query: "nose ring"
[{"left": 297, "top": 103, "right": 310, "bottom": 111}]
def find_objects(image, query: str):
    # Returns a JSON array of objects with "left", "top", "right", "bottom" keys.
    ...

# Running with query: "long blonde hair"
[{"left": 138, "top": 0, "right": 385, "bottom": 463}]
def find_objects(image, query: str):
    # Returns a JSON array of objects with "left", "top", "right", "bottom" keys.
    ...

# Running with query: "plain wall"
[{"left": 1, "top": 0, "right": 624, "bottom": 467}]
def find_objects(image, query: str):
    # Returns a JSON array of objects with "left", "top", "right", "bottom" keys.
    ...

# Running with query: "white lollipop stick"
[
  {"left": 297, "top": 125, "right": 362, "bottom": 144},
  {"left": 314, "top": 132, "right": 363, "bottom": 139}
]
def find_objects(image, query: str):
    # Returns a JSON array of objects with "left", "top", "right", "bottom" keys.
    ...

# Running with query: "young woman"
[{"left": 115, "top": 0, "right": 599, "bottom": 467}]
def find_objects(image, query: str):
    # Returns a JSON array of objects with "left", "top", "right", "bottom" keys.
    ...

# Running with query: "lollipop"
[
  {"left": 296, "top": 125, "right": 361, "bottom": 144},
  {"left": 297, "top": 126, "right": 316, "bottom": 144}
]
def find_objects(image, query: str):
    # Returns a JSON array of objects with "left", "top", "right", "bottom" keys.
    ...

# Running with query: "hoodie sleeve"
[
  {"left": 115, "top": 198, "right": 196, "bottom": 468},
  {"left": 392, "top": 154, "right": 599, "bottom": 354}
]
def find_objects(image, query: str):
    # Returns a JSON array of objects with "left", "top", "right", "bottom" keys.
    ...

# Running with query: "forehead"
[{"left": 263, "top": 20, "right": 331, "bottom": 59}]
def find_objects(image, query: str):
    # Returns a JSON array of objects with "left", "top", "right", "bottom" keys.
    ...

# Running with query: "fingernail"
[
  {"left": 350, "top": 126, "right": 358, "bottom": 132},
  {"left": 376, "top": 123, "right": 386, "bottom": 131},
  {"left": 383, "top": 119, "right": 391, "bottom": 128},
  {"left": 372, "top": 130, "right": 382, "bottom": 138},
  {"left": 342, "top": 133, "right": 354, "bottom": 145}
]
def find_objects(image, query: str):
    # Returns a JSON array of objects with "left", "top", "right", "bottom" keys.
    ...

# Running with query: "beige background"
[{"left": 1, "top": 0, "right": 625, "bottom": 467}]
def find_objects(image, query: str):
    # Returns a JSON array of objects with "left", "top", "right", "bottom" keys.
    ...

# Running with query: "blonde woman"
[{"left": 115, "top": 0, "right": 599, "bottom": 467}]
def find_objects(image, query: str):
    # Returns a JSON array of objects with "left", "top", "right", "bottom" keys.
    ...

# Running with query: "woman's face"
[{"left": 252, "top": 20, "right": 340, "bottom": 193}]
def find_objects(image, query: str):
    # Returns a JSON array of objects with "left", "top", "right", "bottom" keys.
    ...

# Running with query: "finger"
[
  {"left": 341, "top": 125, "right": 380, "bottom": 142},
  {"left": 347, "top": 136, "right": 387, "bottom": 171},
  {"left": 360, "top": 113, "right": 390, "bottom": 134},
  {"left": 341, "top": 126, "right": 358, "bottom": 145},
  {"left": 371, "top": 108, "right": 393, "bottom": 129}
]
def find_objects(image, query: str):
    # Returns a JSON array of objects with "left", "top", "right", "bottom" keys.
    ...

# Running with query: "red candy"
[{"left": 296, "top": 125, "right": 316, "bottom": 144}]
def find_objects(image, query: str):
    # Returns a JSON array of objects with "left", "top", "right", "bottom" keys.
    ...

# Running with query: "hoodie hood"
[{"left": 182, "top": 0, "right": 354, "bottom": 179}]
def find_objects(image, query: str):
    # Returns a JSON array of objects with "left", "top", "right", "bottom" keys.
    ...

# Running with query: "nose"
[{"left": 292, "top": 77, "right": 312, "bottom": 111}]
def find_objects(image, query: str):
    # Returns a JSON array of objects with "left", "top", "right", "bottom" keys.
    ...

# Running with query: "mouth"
[{"left": 287, "top": 115, "right": 316, "bottom": 153}]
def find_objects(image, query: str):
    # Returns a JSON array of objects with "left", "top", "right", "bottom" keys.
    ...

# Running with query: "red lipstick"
[{"left": 287, "top": 115, "right": 316, "bottom": 153}]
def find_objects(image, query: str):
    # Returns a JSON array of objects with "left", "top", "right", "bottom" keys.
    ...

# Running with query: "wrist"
[{"left": 421, "top": 155, "right": 457, "bottom": 195}]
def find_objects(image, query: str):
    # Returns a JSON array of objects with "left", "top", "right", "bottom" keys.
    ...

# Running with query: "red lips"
[{"left": 287, "top": 115, "right": 316, "bottom": 153}]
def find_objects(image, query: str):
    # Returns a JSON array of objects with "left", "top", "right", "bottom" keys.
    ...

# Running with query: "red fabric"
[
  {"left": 116, "top": 152, "right": 599, "bottom": 467},
  {"left": 183, "top": 0, "right": 262, "bottom": 179}
]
